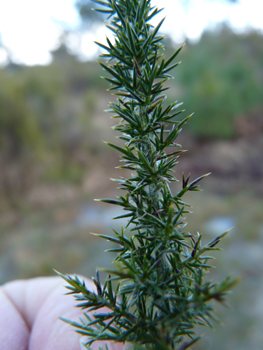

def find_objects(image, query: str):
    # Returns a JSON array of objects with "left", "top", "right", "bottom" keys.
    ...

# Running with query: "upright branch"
[{"left": 58, "top": 1, "right": 238, "bottom": 349}]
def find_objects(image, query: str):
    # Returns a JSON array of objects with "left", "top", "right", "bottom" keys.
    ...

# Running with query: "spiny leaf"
[{"left": 163, "top": 44, "right": 185, "bottom": 69}]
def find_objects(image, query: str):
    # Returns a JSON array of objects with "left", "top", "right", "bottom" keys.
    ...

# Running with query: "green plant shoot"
[{"left": 58, "top": 1, "right": 238, "bottom": 349}]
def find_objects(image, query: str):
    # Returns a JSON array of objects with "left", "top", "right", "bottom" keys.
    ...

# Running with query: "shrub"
[{"left": 57, "top": 1, "right": 238, "bottom": 349}]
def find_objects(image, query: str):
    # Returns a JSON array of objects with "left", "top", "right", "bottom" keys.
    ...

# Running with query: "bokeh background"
[{"left": 0, "top": 0, "right": 262, "bottom": 349}]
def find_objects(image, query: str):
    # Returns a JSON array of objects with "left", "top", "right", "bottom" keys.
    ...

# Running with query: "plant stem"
[{"left": 57, "top": 1, "right": 238, "bottom": 349}]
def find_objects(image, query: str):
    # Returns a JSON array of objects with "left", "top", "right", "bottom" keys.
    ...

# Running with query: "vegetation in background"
[
  {"left": 58, "top": 1, "right": 238, "bottom": 349},
  {"left": 0, "top": 24, "right": 262, "bottom": 208},
  {"left": 176, "top": 26, "right": 263, "bottom": 138},
  {"left": 0, "top": 51, "right": 106, "bottom": 208}
]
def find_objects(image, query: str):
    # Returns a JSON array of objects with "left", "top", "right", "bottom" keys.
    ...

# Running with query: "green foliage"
[
  {"left": 59, "top": 1, "right": 238, "bottom": 349},
  {"left": 175, "top": 27, "right": 263, "bottom": 138},
  {"left": 0, "top": 57, "right": 105, "bottom": 200},
  {"left": 0, "top": 69, "right": 45, "bottom": 158}
]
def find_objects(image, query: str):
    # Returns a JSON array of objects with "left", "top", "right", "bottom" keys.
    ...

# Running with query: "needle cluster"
[{"left": 58, "top": 1, "right": 237, "bottom": 349}]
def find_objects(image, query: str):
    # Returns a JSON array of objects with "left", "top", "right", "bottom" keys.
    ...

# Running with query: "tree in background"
[
  {"left": 75, "top": 0, "right": 105, "bottom": 29},
  {"left": 176, "top": 26, "right": 263, "bottom": 138}
]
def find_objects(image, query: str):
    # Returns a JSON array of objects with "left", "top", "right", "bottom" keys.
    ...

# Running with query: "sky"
[{"left": 0, "top": 0, "right": 262, "bottom": 66}]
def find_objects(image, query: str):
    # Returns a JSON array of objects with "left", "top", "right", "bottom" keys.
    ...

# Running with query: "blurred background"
[{"left": 0, "top": 0, "right": 262, "bottom": 349}]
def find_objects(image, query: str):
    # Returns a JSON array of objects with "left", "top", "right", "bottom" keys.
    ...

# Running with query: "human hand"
[{"left": 0, "top": 276, "right": 122, "bottom": 350}]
